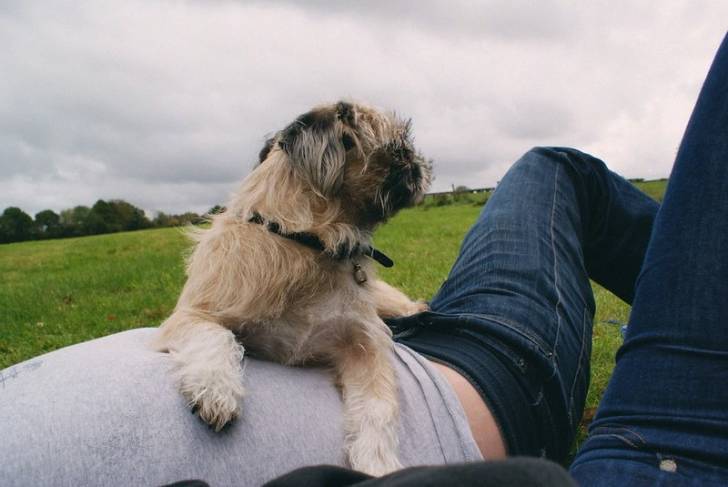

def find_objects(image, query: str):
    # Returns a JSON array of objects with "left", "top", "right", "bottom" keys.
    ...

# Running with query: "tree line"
[{"left": 0, "top": 200, "right": 225, "bottom": 244}]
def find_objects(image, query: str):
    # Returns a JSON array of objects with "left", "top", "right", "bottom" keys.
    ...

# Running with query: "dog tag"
[{"left": 353, "top": 263, "right": 367, "bottom": 284}]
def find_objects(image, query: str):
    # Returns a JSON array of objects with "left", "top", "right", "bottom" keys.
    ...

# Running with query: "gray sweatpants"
[{"left": 0, "top": 328, "right": 481, "bottom": 486}]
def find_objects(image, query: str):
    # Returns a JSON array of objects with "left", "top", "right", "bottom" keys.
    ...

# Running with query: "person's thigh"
[
  {"left": 0, "top": 329, "right": 480, "bottom": 486},
  {"left": 396, "top": 144, "right": 657, "bottom": 460},
  {"left": 571, "top": 33, "right": 728, "bottom": 485}
]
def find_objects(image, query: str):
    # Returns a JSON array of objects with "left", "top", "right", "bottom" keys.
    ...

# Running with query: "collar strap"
[{"left": 248, "top": 212, "right": 394, "bottom": 268}]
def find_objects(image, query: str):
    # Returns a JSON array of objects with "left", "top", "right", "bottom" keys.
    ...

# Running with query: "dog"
[{"left": 153, "top": 101, "right": 432, "bottom": 476}]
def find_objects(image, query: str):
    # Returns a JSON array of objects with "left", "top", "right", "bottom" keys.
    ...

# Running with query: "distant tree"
[
  {"left": 152, "top": 211, "right": 204, "bottom": 228},
  {"left": 177, "top": 212, "right": 203, "bottom": 225},
  {"left": 60, "top": 206, "right": 91, "bottom": 226},
  {"left": 207, "top": 205, "right": 226, "bottom": 216},
  {"left": 1, "top": 200, "right": 199, "bottom": 243},
  {"left": 0, "top": 207, "right": 34, "bottom": 243},
  {"left": 71, "top": 205, "right": 91, "bottom": 223},
  {"left": 84, "top": 200, "right": 116, "bottom": 234},
  {"left": 108, "top": 200, "right": 151, "bottom": 231},
  {"left": 152, "top": 211, "right": 175, "bottom": 227},
  {"left": 59, "top": 206, "right": 91, "bottom": 237},
  {"left": 35, "top": 209, "right": 61, "bottom": 239}
]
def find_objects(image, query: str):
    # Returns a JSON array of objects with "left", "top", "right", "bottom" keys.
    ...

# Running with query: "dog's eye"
[{"left": 342, "top": 133, "right": 355, "bottom": 151}]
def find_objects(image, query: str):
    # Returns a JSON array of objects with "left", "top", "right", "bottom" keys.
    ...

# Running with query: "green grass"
[
  {"left": 0, "top": 228, "right": 189, "bottom": 367},
  {"left": 0, "top": 179, "right": 667, "bottom": 449},
  {"left": 632, "top": 178, "right": 668, "bottom": 202}
]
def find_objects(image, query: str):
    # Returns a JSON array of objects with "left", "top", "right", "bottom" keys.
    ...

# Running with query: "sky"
[{"left": 1, "top": 1, "right": 726, "bottom": 217}]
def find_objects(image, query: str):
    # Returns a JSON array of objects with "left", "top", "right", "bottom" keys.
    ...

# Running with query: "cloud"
[
  {"left": 0, "top": 0, "right": 726, "bottom": 216},
  {"left": 259, "top": 0, "right": 578, "bottom": 42}
]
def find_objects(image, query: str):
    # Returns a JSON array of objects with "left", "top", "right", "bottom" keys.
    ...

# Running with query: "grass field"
[{"left": 0, "top": 180, "right": 666, "bottom": 445}]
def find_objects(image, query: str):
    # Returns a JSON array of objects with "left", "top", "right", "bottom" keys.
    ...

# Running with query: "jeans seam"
[
  {"left": 550, "top": 163, "right": 564, "bottom": 358},
  {"left": 568, "top": 307, "right": 588, "bottom": 425},
  {"left": 589, "top": 425, "right": 647, "bottom": 449}
]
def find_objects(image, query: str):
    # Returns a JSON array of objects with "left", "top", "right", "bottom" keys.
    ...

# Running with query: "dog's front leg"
[
  {"left": 153, "top": 312, "right": 245, "bottom": 431},
  {"left": 333, "top": 322, "right": 403, "bottom": 476},
  {"left": 369, "top": 279, "right": 429, "bottom": 319}
]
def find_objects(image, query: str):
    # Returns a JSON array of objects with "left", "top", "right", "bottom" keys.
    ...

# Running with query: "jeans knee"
[
  {"left": 515, "top": 146, "right": 610, "bottom": 194},
  {"left": 508, "top": 147, "right": 571, "bottom": 181},
  {"left": 538, "top": 146, "right": 608, "bottom": 172},
  {"left": 500, "top": 147, "right": 575, "bottom": 189},
  {"left": 526, "top": 146, "right": 569, "bottom": 160},
  {"left": 523, "top": 146, "right": 591, "bottom": 169}
]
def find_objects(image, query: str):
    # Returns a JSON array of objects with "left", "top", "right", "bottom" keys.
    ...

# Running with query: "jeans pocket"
[{"left": 587, "top": 424, "right": 648, "bottom": 450}]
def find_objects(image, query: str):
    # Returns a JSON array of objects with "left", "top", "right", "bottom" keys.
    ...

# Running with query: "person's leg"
[
  {"left": 570, "top": 34, "right": 728, "bottom": 485},
  {"left": 394, "top": 144, "right": 658, "bottom": 460}
]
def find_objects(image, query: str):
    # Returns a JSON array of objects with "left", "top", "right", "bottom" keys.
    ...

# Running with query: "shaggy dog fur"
[{"left": 153, "top": 101, "right": 432, "bottom": 475}]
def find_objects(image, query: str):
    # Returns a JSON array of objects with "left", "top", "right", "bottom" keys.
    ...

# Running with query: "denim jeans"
[
  {"left": 393, "top": 33, "right": 728, "bottom": 485},
  {"left": 393, "top": 144, "right": 658, "bottom": 461},
  {"left": 570, "top": 33, "right": 728, "bottom": 485}
]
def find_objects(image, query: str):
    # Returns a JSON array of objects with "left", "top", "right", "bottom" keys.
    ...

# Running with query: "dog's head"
[{"left": 259, "top": 101, "right": 432, "bottom": 225}]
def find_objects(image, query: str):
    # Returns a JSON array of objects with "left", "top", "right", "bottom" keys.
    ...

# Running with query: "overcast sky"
[{"left": 1, "top": 1, "right": 726, "bottom": 216}]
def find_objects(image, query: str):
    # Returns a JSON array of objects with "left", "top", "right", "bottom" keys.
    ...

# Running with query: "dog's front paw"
[
  {"left": 348, "top": 436, "right": 403, "bottom": 477},
  {"left": 395, "top": 299, "right": 429, "bottom": 318},
  {"left": 178, "top": 366, "right": 244, "bottom": 432},
  {"left": 346, "top": 414, "right": 403, "bottom": 477},
  {"left": 188, "top": 385, "right": 241, "bottom": 432},
  {"left": 412, "top": 300, "right": 429, "bottom": 314}
]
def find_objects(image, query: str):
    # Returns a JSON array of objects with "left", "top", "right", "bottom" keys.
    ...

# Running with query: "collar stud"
[{"left": 353, "top": 263, "right": 367, "bottom": 285}]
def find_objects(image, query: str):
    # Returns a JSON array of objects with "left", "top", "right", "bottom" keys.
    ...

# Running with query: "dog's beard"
[{"left": 367, "top": 143, "right": 431, "bottom": 221}]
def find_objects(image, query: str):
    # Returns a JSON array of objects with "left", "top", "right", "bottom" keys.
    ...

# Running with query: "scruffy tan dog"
[{"left": 154, "top": 101, "right": 432, "bottom": 475}]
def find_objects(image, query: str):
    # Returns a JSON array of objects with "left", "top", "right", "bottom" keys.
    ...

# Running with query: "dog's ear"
[
  {"left": 258, "top": 137, "right": 276, "bottom": 164},
  {"left": 278, "top": 102, "right": 356, "bottom": 196},
  {"left": 335, "top": 101, "right": 356, "bottom": 127}
]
